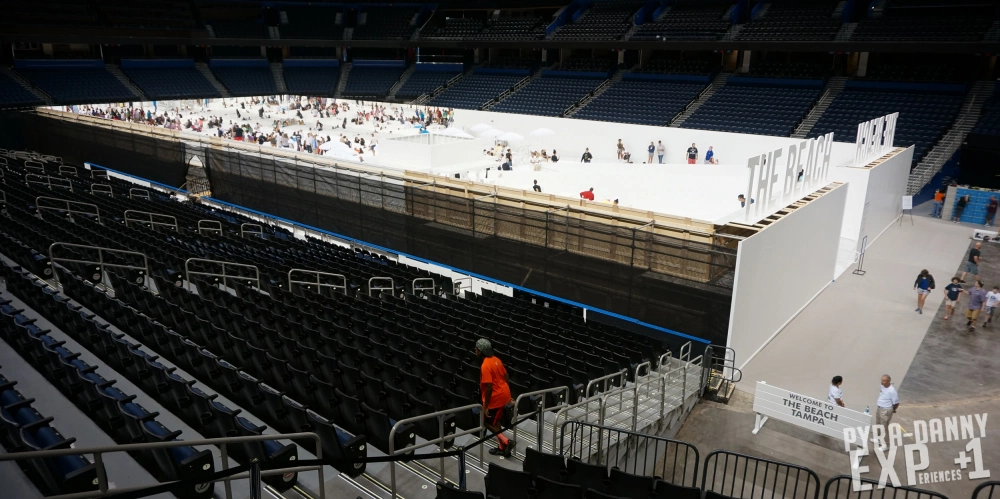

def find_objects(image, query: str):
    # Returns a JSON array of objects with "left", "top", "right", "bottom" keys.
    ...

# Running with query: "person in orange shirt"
[
  {"left": 476, "top": 338, "right": 514, "bottom": 457},
  {"left": 931, "top": 189, "right": 945, "bottom": 218}
]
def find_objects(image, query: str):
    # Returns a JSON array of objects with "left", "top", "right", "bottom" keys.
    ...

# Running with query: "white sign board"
[
  {"left": 752, "top": 381, "right": 872, "bottom": 465},
  {"left": 743, "top": 132, "right": 835, "bottom": 220},
  {"left": 973, "top": 229, "right": 999, "bottom": 242},
  {"left": 901, "top": 195, "right": 913, "bottom": 211},
  {"left": 855, "top": 113, "right": 899, "bottom": 166}
]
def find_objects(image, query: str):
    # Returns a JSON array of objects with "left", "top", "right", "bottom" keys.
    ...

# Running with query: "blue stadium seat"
[
  {"left": 283, "top": 66, "right": 340, "bottom": 96},
  {"left": 397, "top": 70, "right": 462, "bottom": 99},
  {"left": 492, "top": 75, "right": 603, "bottom": 117},
  {"left": 343, "top": 66, "right": 406, "bottom": 99},
  {"left": 211, "top": 65, "right": 277, "bottom": 96},
  {"left": 574, "top": 79, "right": 705, "bottom": 126},
  {"left": 17, "top": 67, "right": 138, "bottom": 104},
  {"left": 682, "top": 79, "right": 822, "bottom": 137},
  {"left": 121, "top": 67, "right": 220, "bottom": 100},
  {"left": 0, "top": 72, "right": 44, "bottom": 108}
]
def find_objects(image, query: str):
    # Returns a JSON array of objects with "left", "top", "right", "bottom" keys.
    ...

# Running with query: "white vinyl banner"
[
  {"left": 855, "top": 113, "right": 899, "bottom": 166},
  {"left": 753, "top": 381, "right": 872, "bottom": 468}
]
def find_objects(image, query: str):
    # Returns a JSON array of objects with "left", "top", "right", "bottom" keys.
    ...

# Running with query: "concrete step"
[
  {"left": 669, "top": 72, "right": 729, "bottom": 127},
  {"left": 194, "top": 63, "right": 231, "bottom": 98},
  {"left": 270, "top": 62, "right": 287, "bottom": 94},
  {"left": 335, "top": 62, "right": 352, "bottom": 98},
  {"left": 105, "top": 64, "right": 147, "bottom": 101}
]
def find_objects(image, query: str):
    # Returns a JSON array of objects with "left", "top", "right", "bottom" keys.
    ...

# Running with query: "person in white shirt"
[
  {"left": 874, "top": 374, "right": 900, "bottom": 450},
  {"left": 982, "top": 285, "right": 1000, "bottom": 328},
  {"left": 828, "top": 376, "right": 845, "bottom": 407}
]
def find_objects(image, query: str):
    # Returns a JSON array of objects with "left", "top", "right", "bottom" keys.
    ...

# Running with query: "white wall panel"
[{"left": 727, "top": 183, "right": 848, "bottom": 369}]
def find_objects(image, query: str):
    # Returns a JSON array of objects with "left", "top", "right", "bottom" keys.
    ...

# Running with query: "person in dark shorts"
[
  {"left": 477, "top": 339, "right": 514, "bottom": 457},
  {"left": 960, "top": 242, "right": 981, "bottom": 283},
  {"left": 953, "top": 195, "right": 969, "bottom": 222}
]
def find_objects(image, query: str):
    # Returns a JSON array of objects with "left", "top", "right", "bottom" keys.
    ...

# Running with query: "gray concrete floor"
[{"left": 674, "top": 218, "right": 999, "bottom": 499}]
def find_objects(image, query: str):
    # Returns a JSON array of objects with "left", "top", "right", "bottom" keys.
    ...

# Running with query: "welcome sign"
[{"left": 752, "top": 381, "right": 872, "bottom": 457}]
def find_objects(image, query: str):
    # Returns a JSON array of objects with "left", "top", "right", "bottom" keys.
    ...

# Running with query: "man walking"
[
  {"left": 476, "top": 339, "right": 514, "bottom": 457},
  {"left": 959, "top": 242, "right": 982, "bottom": 283},
  {"left": 829, "top": 376, "right": 845, "bottom": 408},
  {"left": 647, "top": 142, "right": 655, "bottom": 163},
  {"left": 966, "top": 280, "right": 988, "bottom": 331},
  {"left": 686, "top": 143, "right": 698, "bottom": 164},
  {"left": 656, "top": 141, "right": 665, "bottom": 164},
  {"left": 874, "top": 374, "right": 899, "bottom": 451},
  {"left": 983, "top": 285, "right": 1000, "bottom": 328}
]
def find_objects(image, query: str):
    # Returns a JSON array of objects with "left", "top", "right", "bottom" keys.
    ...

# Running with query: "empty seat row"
[
  {"left": 574, "top": 79, "right": 705, "bottom": 126},
  {"left": 492, "top": 76, "right": 603, "bottom": 117}
]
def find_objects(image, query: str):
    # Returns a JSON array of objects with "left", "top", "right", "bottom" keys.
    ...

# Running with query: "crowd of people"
[
  {"left": 606, "top": 140, "right": 719, "bottom": 164},
  {"left": 65, "top": 97, "right": 456, "bottom": 162}
]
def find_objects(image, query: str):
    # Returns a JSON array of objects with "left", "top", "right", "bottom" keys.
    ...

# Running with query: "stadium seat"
[
  {"left": 523, "top": 447, "right": 568, "bottom": 483},
  {"left": 653, "top": 479, "right": 703, "bottom": 499},
  {"left": 535, "top": 475, "right": 584, "bottom": 499},
  {"left": 436, "top": 481, "right": 486, "bottom": 499},
  {"left": 608, "top": 468, "right": 656, "bottom": 497},
  {"left": 485, "top": 463, "right": 536, "bottom": 499},
  {"left": 566, "top": 458, "right": 610, "bottom": 492}
]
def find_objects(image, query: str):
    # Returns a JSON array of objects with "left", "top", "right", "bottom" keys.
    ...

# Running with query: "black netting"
[{"left": 205, "top": 147, "right": 735, "bottom": 345}]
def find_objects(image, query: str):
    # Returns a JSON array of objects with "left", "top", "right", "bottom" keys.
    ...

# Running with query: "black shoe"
[
  {"left": 489, "top": 441, "right": 516, "bottom": 457},
  {"left": 968, "top": 320, "right": 973, "bottom": 326}
]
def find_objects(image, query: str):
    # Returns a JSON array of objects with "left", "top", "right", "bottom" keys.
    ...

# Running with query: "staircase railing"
[{"left": 0, "top": 432, "right": 326, "bottom": 499}]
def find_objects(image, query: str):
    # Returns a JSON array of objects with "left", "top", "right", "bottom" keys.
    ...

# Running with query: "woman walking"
[{"left": 913, "top": 269, "right": 935, "bottom": 314}]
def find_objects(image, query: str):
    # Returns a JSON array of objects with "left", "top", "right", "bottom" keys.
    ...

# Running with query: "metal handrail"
[
  {"left": 412, "top": 277, "right": 435, "bottom": 295},
  {"left": 388, "top": 403, "right": 484, "bottom": 499},
  {"left": 679, "top": 340, "right": 692, "bottom": 363},
  {"left": 0, "top": 432, "right": 325, "bottom": 499},
  {"left": 656, "top": 351, "right": 673, "bottom": 371},
  {"left": 241, "top": 222, "right": 264, "bottom": 238},
  {"left": 368, "top": 276, "right": 394, "bottom": 297},
  {"left": 197, "top": 219, "right": 223, "bottom": 235},
  {"left": 288, "top": 268, "right": 347, "bottom": 295},
  {"left": 184, "top": 258, "right": 260, "bottom": 291},
  {"left": 129, "top": 188, "right": 150, "bottom": 200},
  {"left": 89, "top": 183, "right": 113, "bottom": 196},
  {"left": 123, "top": 210, "right": 178, "bottom": 231},
  {"left": 91, "top": 169, "right": 109, "bottom": 180},
  {"left": 48, "top": 243, "right": 148, "bottom": 289},
  {"left": 585, "top": 369, "right": 627, "bottom": 398},
  {"left": 35, "top": 196, "right": 100, "bottom": 223},
  {"left": 510, "top": 385, "right": 570, "bottom": 458},
  {"left": 551, "top": 395, "right": 605, "bottom": 452},
  {"left": 58, "top": 165, "right": 78, "bottom": 176},
  {"left": 27, "top": 174, "right": 73, "bottom": 191},
  {"left": 24, "top": 160, "right": 45, "bottom": 174}
]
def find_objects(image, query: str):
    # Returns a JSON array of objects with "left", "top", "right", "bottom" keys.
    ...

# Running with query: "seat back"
[{"left": 524, "top": 447, "right": 567, "bottom": 483}]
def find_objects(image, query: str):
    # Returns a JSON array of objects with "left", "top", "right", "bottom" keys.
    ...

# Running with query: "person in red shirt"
[
  {"left": 476, "top": 338, "right": 514, "bottom": 457},
  {"left": 580, "top": 188, "right": 595, "bottom": 201}
]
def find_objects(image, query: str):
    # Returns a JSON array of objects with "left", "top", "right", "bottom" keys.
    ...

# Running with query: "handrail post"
[
  {"left": 93, "top": 452, "right": 108, "bottom": 493},
  {"left": 248, "top": 459, "right": 262, "bottom": 499},
  {"left": 220, "top": 442, "right": 233, "bottom": 499}
]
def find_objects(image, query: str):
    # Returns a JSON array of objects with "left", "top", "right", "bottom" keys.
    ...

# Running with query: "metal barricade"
[
  {"left": 48, "top": 243, "right": 148, "bottom": 288},
  {"left": 241, "top": 223, "right": 264, "bottom": 238},
  {"left": 510, "top": 386, "right": 570, "bottom": 458},
  {"left": 703, "top": 450, "right": 821, "bottom": 499},
  {"left": 824, "top": 475, "right": 948, "bottom": 499},
  {"left": 185, "top": 258, "right": 260, "bottom": 291},
  {"left": 560, "top": 420, "right": 700, "bottom": 487},
  {"left": 24, "top": 160, "right": 45, "bottom": 174},
  {"left": 0, "top": 432, "right": 325, "bottom": 499},
  {"left": 27, "top": 174, "right": 73, "bottom": 191},
  {"left": 412, "top": 277, "right": 436, "bottom": 295},
  {"left": 197, "top": 219, "right": 223, "bottom": 235},
  {"left": 129, "top": 188, "right": 150, "bottom": 200},
  {"left": 35, "top": 197, "right": 101, "bottom": 223},
  {"left": 289, "top": 269, "right": 347, "bottom": 295},
  {"left": 369, "top": 276, "right": 395, "bottom": 297},
  {"left": 89, "top": 183, "right": 113, "bottom": 196},
  {"left": 388, "top": 404, "right": 484, "bottom": 499},
  {"left": 552, "top": 396, "right": 605, "bottom": 453},
  {"left": 58, "top": 165, "right": 78, "bottom": 176},
  {"left": 124, "top": 210, "right": 179, "bottom": 231},
  {"left": 973, "top": 482, "right": 1000, "bottom": 499}
]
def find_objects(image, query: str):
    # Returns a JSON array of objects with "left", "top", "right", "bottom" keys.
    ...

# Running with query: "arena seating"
[
  {"left": 0, "top": 72, "right": 44, "bottom": 108},
  {"left": 15, "top": 66, "right": 138, "bottom": 105},
  {"left": 552, "top": 1, "right": 643, "bottom": 41},
  {"left": 1, "top": 1, "right": 101, "bottom": 28},
  {"left": 491, "top": 75, "right": 603, "bottom": 117},
  {"left": 396, "top": 68, "right": 463, "bottom": 99},
  {"left": 807, "top": 86, "right": 965, "bottom": 166},
  {"left": 638, "top": 59, "right": 717, "bottom": 75},
  {"left": 94, "top": 0, "right": 199, "bottom": 31},
  {"left": 746, "top": 61, "right": 827, "bottom": 79},
  {"left": 486, "top": 55, "right": 542, "bottom": 70},
  {"left": 343, "top": 65, "right": 407, "bottom": 98},
  {"left": 282, "top": 65, "right": 340, "bottom": 96},
  {"left": 279, "top": 6, "right": 345, "bottom": 40},
  {"left": 353, "top": 6, "right": 421, "bottom": 40},
  {"left": 852, "top": 1, "right": 992, "bottom": 42},
  {"left": 0, "top": 363, "right": 98, "bottom": 496},
  {"left": 865, "top": 62, "right": 975, "bottom": 83},
  {"left": 210, "top": 64, "right": 277, "bottom": 96},
  {"left": 427, "top": 72, "right": 525, "bottom": 110},
  {"left": 473, "top": 16, "right": 547, "bottom": 40},
  {"left": 971, "top": 98, "right": 1000, "bottom": 137},
  {"left": 574, "top": 78, "right": 706, "bottom": 126},
  {"left": 560, "top": 57, "right": 617, "bottom": 74},
  {"left": 630, "top": 0, "right": 733, "bottom": 41},
  {"left": 735, "top": 0, "right": 842, "bottom": 42},
  {"left": 120, "top": 65, "right": 221, "bottom": 100},
  {"left": 0, "top": 154, "right": 662, "bottom": 471},
  {"left": 681, "top": 80, "right": 822, "bottom": 136},
  {"left": 424, "top": 17, "right": 485, "bottom": 39}
]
